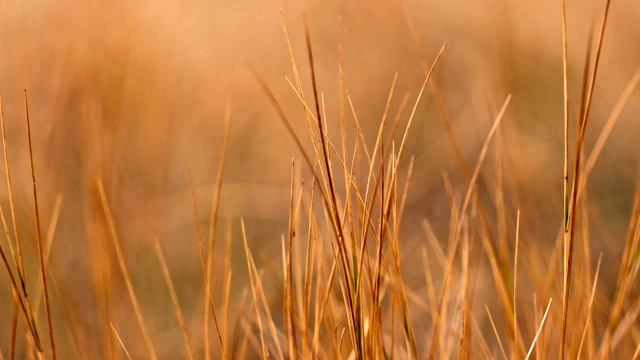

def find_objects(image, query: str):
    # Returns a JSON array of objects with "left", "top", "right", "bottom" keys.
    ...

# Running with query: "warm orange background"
[{"left": 0, "top": 0, "right": 638, "bottom": 358}]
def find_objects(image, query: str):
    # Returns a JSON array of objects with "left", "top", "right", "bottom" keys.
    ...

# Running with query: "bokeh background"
[{"left": 0, "top": 0, "right": 639, "bottom": 358}]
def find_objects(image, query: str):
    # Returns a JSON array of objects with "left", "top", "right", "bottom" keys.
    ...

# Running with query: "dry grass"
[{"left": 0, "top": 0, "right": 639, "bottom": 359}]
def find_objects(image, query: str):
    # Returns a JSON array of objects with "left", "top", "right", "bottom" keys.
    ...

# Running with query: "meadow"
[{"left": 0, "top": 0, "right": 639, "bottom": 358}]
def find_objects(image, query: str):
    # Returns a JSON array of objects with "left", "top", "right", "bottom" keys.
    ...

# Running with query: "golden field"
[{"left": 0, "top": 0, "right": 639, "bottom": 358}]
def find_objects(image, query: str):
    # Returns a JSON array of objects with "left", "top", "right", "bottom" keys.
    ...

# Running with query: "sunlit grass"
[{"left": 0, "top": 0, "right": 639, "bottom": 359}]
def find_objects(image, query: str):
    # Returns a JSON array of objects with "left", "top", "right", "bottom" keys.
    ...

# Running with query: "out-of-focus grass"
[{"left": 0, "top": 0, "right": 639, "bottom": 358}]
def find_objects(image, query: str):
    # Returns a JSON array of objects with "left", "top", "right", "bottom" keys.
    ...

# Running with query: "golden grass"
[{"left": 0, "top": 0, "right": 639, "bottom": 359}]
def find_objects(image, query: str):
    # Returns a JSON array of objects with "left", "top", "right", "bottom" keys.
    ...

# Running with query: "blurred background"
[{"left": 0, "top": 0, "right": 639, "bottom": 358}]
